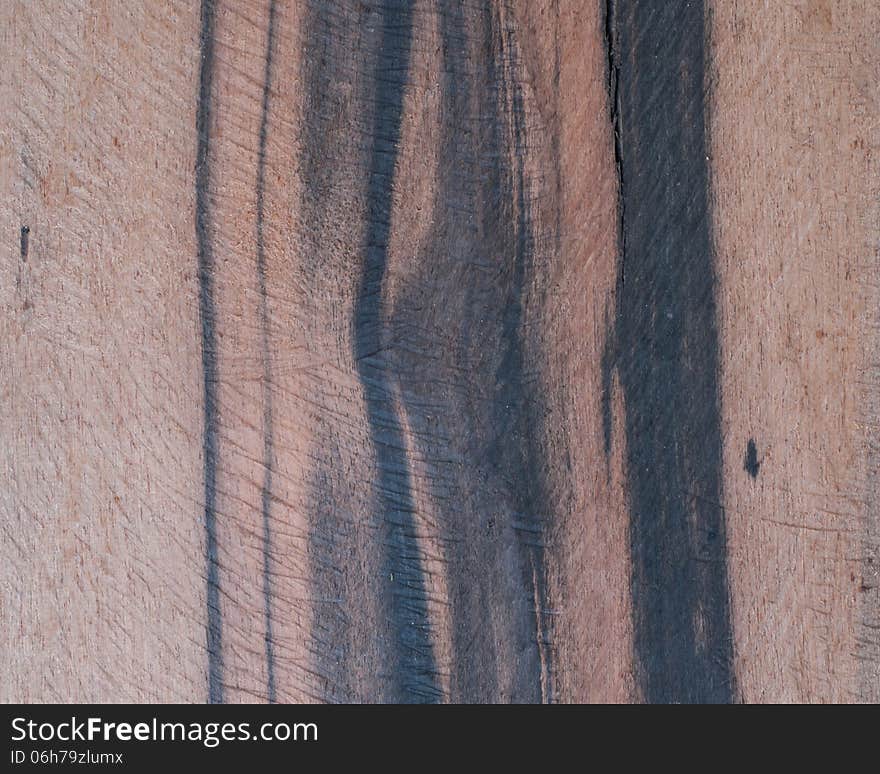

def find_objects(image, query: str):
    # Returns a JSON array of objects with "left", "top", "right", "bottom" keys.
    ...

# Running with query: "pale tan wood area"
[
  {"left": 710, "top": 0, "right": 880, "bottom": 702},
  {"left": 0, "top": 1, "right": 206, "bottom": 701},
  {"left": 0, "top": 0, "right": 877, "bottom": 703}
]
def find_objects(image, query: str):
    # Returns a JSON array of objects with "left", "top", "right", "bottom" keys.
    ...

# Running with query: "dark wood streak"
[
  {"left": 305, "top": 439, "right": 357, "bottom": 702},
  {"left": 490, "top": 7, "right": 556, "bottom": 702},
  {"left": 255, "top": 0, "right": 278, "bottom": 705},
  {"left": 602, "top": 0, "right": 736, "bottom": 702},
  {"left": 299, "top": 0, "right": 366, "bottom": 703},
  {"left": 353, "top": 0, "right": 441, "bottom": 702},
  {"left": 195, "top": 0, "right": 223, "bottom": 704},
  {"left": 387, "top": 2, "right": 555, "bottom": 701},
  {"left": 421, "top": 1, "right": 504, "bottom": 700}
]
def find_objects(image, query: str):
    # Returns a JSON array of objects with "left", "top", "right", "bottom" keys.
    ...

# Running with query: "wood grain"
[{"left": 1, "top": 0, "right": 877, "bottom": 703}]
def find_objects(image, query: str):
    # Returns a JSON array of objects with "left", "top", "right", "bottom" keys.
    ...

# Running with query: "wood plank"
[{"left": 1, "top": 0, "right": 877, "bottom": 702}]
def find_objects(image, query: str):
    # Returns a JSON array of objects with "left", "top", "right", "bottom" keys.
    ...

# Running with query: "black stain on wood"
[
  {"left": 255, "top": 0, "right": 278, "bottom": 704},
  {"left": 353, "top": 0, "right": 441, "bottom": 703},
  {"left": 195, "top": 0, "right": 223, "bottom": 704},
  {"left": 20, "top": 226, "right": 29, "bottom": 261},
  {"left": 601, "top": 0, "right": 736, "bottom": 703},
  {"left": 744, "top": 439, "right": 760, "bottom": 479}
]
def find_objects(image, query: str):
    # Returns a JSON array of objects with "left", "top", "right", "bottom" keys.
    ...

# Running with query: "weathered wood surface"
[{"left": 1, "top": 0, "right": 877, "bottom": 703}]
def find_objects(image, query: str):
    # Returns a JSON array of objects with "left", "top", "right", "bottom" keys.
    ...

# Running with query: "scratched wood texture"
[{"left": 1, "top": 0, "right": 877, "bottom": 703}]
